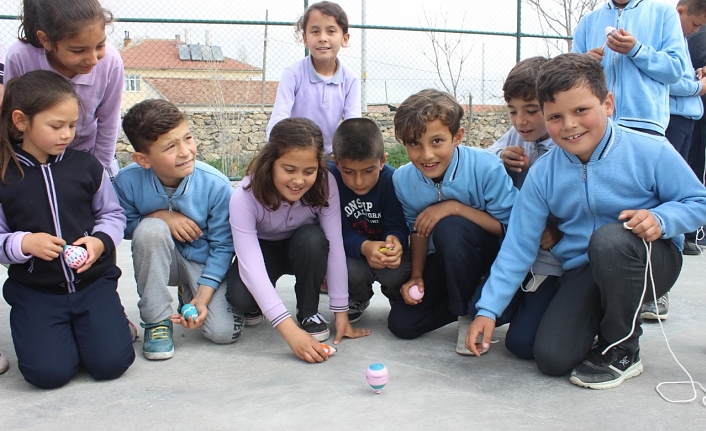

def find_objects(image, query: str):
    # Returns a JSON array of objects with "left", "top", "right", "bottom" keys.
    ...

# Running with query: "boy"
[
  {"left": 329, "top": 118, "right": 411, "bottom": 323},
  {"left": 114, "top": 99, "right": 243, "bottom": 360},
  {"left": 573, "top": 0, "right": 687, "bottom": 136},
  {"left": 390, "top": 89, "right": 517, "bottom": 355},
  {"left": 467, "top": 54, "right": 706, "bottom": 389},
  {"left": 485, "top": 56, "right": 564, "bottom": 359}
]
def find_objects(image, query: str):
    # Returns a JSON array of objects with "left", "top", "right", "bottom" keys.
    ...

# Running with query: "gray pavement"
[{"left": 1, "top": 241, "right": 705, "bottom": 430}]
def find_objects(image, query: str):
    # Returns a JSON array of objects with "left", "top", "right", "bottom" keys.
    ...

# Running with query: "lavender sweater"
[
  {"left": 4, "top": 42, "right": 123, "bottom": 170},
  {"left": 266, "top": 56, "right": 361, "bottom": 153},
  {"left": 230, "top": 172, "right": 348, "bottom": 327}
]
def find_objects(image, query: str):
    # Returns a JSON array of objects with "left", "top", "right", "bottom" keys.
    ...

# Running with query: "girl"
[
  {"left": 227, "top": 117, "right": 369, "bottom": 363},
  {"left": 0, "top": 39, "right": 7, "bottom": 376},
  {"left": 4, "top": 0, "right": 123, "bottom": 178},
  {"left": 266, "top": 1, "right": 361, "bottom": 154},
  {"left": 0, "top": 70, "right": 134, "bottom": 388}
]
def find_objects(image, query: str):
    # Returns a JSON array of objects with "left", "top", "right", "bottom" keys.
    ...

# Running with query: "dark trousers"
[
  {"left": 665, "top": 114, "right": 695, "bottom": 161},
  {"left": 226, "top": 224, "right": 328, "bottom": 321},
  {"left": 533, "top": 223, "right": 682, "bottom": 376},
  {"left": 2, "top": 266, "right": 135, "bottom": 389},
  {"left": 347, "top": 253, "right": 410, "bottom": 303},
  {"left": 688, "top": 117, "right": 706, "bottom": 183},
  {"left": 387, "top": 216, "right": 499, "bottom": 339}
]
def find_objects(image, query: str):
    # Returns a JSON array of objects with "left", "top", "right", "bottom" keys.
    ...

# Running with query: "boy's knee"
[
  {"left": 88, "top": 351, "right": 135, "bottom": 381},
  {"left": 505, "top": 333, "right": 535, "bottom": 360},
  {"left": 589, "top": 223, "right": 636, "bottom": 256},
  {"left": 293, "top": 224, "right": 328, "bottom": 249},
  {"left": 132, "top": 218, "right": 172, "bottom": 247},
  {"left": 21, "top": 362, "right": 76, "bottom": 389},
  {"left": 387, "top": 310, "right": 420, "bottom": 340},
  {"left": 202, "top": 311, "right": 244, "bottom": 344},
  {"left": 533, "top": 342, "right": 574, "bottom": 376}
]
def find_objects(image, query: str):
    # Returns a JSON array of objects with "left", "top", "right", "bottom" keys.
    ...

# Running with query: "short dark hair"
[
  {"left": 394, "top": 89, "right": 465, "bottom": 144},
  {"left": 536, "top": 53, "right": 608, "bottom": 107},
  {"left": 20, "top": 0, "right": 113, "bottom": 48},
  {"left": 296, "top": 1, "right": 349, "bottom": 35},
  {"left": 332, "top": 118, "right": 385, "bottom": 161},
  {"left": 246, "top": 117, "right": 329, "bottom": 210},
  {"left": 122, "top": 99, "right": 187, "bottom": 154},
  {"left": 503, "top": 56, "right": 548, "bottom": 103},
  {"left": 678, "top": 0, "right": 706, "bottom": 16}
]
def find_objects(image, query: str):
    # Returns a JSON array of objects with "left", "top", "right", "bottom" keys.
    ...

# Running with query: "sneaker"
[
  {"left": 319, "top": 277, "right": 328, "bottom": 294},
  {"left": 0, "top": 350, "right": 9, "bottom": 374},
  {"left": 348, "top": 300, "right": 370, "bottom": 324},
  {"left": 128, "top": 318, "right": 139, "bottom": 342},
  {"left": 141, "top": 320, "right": 174, "bottom": 360},
  {"left": 683, "top": 240, "right": 701, "bottom": 255},
  {"left": 456, "top": 315, "right": 482, "bottom": 356},
  {"left": 641, "top": 293, "right": 669, "bottom": 321},
  {"left": 570, "top": 345, "right": 643, "bottom": 389},
  {"left": 300, "top": 313, "right": 330, "bottom": 342},
  {"left": 244, "top": 310, "right": 264, "bottom": 326}
]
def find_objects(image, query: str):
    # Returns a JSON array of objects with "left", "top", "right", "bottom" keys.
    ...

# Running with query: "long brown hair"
[
  {"left": 19, "top": 0, "right": 113, "bottom": 48},
  {"left": 245, "top": 117, "right": 329, "bottom": 210},
  {"left": 0, "top": 70, "right": 80, "bottom": 183}
]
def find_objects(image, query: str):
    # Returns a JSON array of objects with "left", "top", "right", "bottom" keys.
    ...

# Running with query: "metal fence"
[{"left": 1, "top": 0, "right": 573, "bottom": 110}]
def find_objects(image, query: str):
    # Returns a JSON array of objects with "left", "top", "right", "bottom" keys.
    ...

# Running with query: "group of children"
[{"left": 1, "top": 0, "right": 706, "bottom": 393}]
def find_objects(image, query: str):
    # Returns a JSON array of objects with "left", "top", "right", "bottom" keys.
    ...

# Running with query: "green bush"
[{"left": 386, "top": 144, "right": 410, "bottom": 169}]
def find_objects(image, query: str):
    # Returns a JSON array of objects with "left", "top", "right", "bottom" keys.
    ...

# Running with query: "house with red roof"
[{"left": 119, "top": 33, "right": 278, "bottom": 112}]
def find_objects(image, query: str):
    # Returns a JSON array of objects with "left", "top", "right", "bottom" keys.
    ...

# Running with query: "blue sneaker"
[{"left": 141, "top": 320, "right": 174, "bottom": 360}]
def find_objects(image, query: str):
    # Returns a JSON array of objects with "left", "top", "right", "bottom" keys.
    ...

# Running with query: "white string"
[{"left": 637, "top": 239, "right": 706, "bottom": 407}]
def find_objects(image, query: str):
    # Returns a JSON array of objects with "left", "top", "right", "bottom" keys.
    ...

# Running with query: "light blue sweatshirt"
[
  {"left": 475, "top": 120, "right": 706, "bottom": 320},
  {"left": 572, "top": 0, "right": 687, "bottom": 134},
  {"left": 669, "top": 37, "right": 704, "bottom": 120},
  {"left": 392, "top": 146, "right": 518, "bottom": 253}
]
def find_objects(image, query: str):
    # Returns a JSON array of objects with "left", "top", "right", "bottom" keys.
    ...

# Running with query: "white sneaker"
[{"left": 0, "top": 350, "right": 9, "bottom": 374}]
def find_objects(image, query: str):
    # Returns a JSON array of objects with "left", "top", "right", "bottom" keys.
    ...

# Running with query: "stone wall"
[{"left": 116, "top": 108, "right": 512, "bottom": 166}]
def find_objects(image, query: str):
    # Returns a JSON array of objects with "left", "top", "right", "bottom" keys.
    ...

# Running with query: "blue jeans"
[
  {"left": 533, "top": 223, "right": 681, "bottom": 376},
  {"left": 387, "top": 216, "right": 499, "bottom": 339}
]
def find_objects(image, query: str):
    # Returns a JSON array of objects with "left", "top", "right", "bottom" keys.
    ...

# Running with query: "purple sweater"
[
  {"left": 266, "top": 56, "right": 361, "bottom": 153},
  {"left": 230, "top": 172, "right": 348, "bottom": 327},
  {"left": 3, "top": 42, "right": 123, "bottom": 170}
]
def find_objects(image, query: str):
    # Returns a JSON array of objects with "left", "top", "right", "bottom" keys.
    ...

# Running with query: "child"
[
  {"left": 572, "top": 0, "right": 687, "bottom": 136},
  {"left": 467, "top": 54, "right": 706, "bottom": 389},
  {"left": 226, "top": 117, "right": 370, "bottom": 363},
  {"left": 114, "top": 99, "right": 242, "bottom": 361},
  {"left": 390, "top": 89, "right": 517, "bottom": 355},
  {"left": 4, "top": 0, "right": 123, "bottom": 177},
  {"left": 484, "top": 56, "right": 564, "bottom": 360},
  {"left": 0, "top": 70, "right": 134, "bottom": 388},
  {"left": 329, "top": 118, "right": 411, "bottom": 323},
  {"left": 0, "top": 39, "right": 8, "bottom": 376},
  {"left": 266, "top": 1, "right": 360, "bottom": 154}
]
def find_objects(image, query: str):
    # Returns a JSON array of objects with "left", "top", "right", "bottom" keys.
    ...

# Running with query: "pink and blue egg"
[
  {"left": 181, "top": 304, "right": 198, "bottom": 322},
  {"left": 366, "top": 363, "right": 388, "bottom": 394},
  {"left": 62, "top": 245, "right": 88, "bottom": 269}
]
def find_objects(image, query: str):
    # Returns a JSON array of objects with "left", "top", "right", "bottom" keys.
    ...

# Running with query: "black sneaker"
[
  {"left": 641, "top": 293, "right": 669, "bottom": 320},
  {"left": 570, "top": 345, "right": 643, "bottom": 389},
  {"left": 244, "top": 310, "right": 264, "bottom": 326},
  {"left": 347, "top": 300, "right": 370, "bottom": 323},
  {"left": 683, "top": 240, "right": 701, "bottom": 256},
  {"left": 300, "top": 313, "right": 330, "bottom": 341}
]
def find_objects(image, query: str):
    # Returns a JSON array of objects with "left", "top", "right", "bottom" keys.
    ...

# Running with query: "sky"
[{"left": 0, "top": 0, "right": 680, "bottom": 105}]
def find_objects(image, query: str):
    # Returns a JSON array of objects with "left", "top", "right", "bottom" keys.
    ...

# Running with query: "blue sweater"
[
  {"left": 113, "top": 161, "right": 234, "bottom": 289},
  {"left": 392, "top": 146, "right": 518, "bottom": 253},
  {"left": 475, "top": 120, "right": 706, "bottom": 320},
  {"left": 669, "top": 37, "right": 704, "bottom": 120},
  {"left": 329, "top": 162, "right": 409, "bottom": 259},
  {"left": 572, "top": 0, "right": 687, "bottom": 134}
]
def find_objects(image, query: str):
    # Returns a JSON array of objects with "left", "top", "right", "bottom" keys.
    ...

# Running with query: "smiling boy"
[
  {"left": 390, "top": 89, "right": 517, "bottom": 354},
  {"left": 467, "top": 54, "right": 706, "bottom": 389},
  {"left": 114, "top": 99, "right": 243, "bottom": 360}
]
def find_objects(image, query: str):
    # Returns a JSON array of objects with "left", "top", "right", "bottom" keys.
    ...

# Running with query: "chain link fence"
[{"left": 1, "top": 0, "right": 573, "bottom": 176}]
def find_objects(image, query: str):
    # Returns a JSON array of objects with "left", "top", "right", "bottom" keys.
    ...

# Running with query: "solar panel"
[
  {"left": 212, "top": 46, "right": 224, "bottom": 62},
  {"left": 201, "top": 45, "right": 215, "bottom": 61},
  {"left": 178, "top": 44, "right": 190, "bottom": 61},
  {"left": 189, "top": 44, "right": 202, "bottom": 60}
]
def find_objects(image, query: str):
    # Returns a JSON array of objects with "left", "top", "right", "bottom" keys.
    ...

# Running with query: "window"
[{"left": 124, "top": 74, "right": 141, "bottom": 92}]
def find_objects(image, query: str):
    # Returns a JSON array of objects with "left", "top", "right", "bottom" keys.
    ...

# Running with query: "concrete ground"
[{"left": 0, "top": 241, "right": 705, "bottom": 430}]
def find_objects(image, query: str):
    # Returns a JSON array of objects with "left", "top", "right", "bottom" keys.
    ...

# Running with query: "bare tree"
[
  {"left": 526, "top": 0, "right": 601, "bottom": 53},
  {"left": 422, "top": 10, "right": 474, "bottom": 99}
]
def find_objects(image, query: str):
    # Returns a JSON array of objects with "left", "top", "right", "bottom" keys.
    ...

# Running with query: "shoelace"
[
  {"left": 302, "top": 312, "right": 329, "bottom": 325},
  {"left": 148, "top": 326, "right": 170, "bottom": 340},
  {"left": 656, "top": 295, "right": 669, "bottom": 306}
]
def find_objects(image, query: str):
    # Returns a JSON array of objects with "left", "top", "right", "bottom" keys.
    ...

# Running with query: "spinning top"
[
  {"left": 63, "top": 245, "right": 88, "bottom": 269},
  {"left": 181, "top": 303, "right": 198, "bottom": 322},
  {"left": 366, "top": 363, "right": 388, "bottom": 393},
  {"left": 408, "top": 284, "right": 424, "bottom": 301},
  {"left": 320, "top": 343, "right": 337, "bottom": 358}
]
